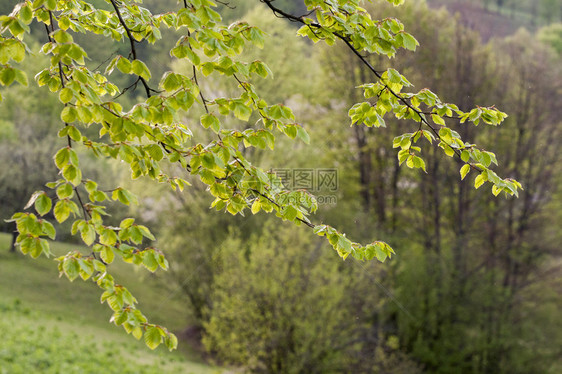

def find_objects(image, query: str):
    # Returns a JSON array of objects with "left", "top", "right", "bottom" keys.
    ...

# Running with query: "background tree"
[
  {"left": 313, "top": 2, "right": 562, "bottom": 372},
  {"left": 538, "top": 22, "right": 562, "bottom": 56},
  {"left": 0, "top": 51, "right": 60, "bottom": 251}
]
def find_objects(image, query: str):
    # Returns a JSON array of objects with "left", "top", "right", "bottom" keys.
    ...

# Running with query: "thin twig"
[{"left": 109, "top": 0, "right": 153, "bottom": 98}]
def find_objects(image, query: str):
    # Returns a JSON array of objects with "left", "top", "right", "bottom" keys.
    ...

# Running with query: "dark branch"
[
  {"left": 261, "top": 0, "right": 467, "bottom": 162},
  {"left": 46, "top": 11, "right": 91, "bottom": 220},
  {"left": 109, "top": 0, "right": 153, "bottom": 98}
]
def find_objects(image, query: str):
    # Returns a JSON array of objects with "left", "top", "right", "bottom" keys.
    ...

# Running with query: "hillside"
[
  {"left": 0, "top": 233, "right": 222, "bottom": 373},
  {"left": 428, "top": 0, "right": 536, "bottom": 41}
]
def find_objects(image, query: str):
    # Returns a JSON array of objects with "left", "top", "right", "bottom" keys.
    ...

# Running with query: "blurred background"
[{"left": 1, "top": 0, "right": 561, "bottom": 373}]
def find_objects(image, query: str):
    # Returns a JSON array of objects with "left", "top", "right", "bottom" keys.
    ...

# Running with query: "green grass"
[{"left": 0, "top": 233, "right": 221, "bottom": 373}]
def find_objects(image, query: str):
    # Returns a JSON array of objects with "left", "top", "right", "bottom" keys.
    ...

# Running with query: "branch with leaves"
[
  {"left": 262, "top": 0, "right": 522, "bottom": 197},
  {"left": 0, "top": 0, "right": 520, "bottom": 350}
]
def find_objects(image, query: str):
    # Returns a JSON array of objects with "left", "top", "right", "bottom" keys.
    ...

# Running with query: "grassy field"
[{"left": 0, "top": 233, "right": 222, "bottom": 373}]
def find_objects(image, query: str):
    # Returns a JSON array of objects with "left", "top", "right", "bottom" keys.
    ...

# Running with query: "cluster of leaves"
[
  {"left": 283, "top": 1, "right": 522, "bottom": 197},
  {"left": 1, "top": 0, "right": 520, "bottom": 350}
]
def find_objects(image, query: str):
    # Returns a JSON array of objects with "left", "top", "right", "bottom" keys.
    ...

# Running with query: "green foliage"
[
  {"left": 203, "top": 224, "right": 363, "bottom": 373},
  {"left": 538, "top": 23, "right": 562, "bottom": 56},
  {"left": 1, "top": 0, "right": 521, "bottom": 351},
  {"left": 314, "top": 2, "right": 562, "bottom": 373}
]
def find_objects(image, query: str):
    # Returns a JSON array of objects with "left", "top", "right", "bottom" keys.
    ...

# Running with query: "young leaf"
[
  {"left": 100, "top": 246, "right": 115, "bottom": 264},
  {"left": 460, "top": 164, "right": 470, "bottom": 180},
  {"left": 144, "top": 325, "right": 162, "bottom": 350},
  {"left": 54, "top": 200, "right": 71, "bottom": 223},
  {"left": 81, "top": 224, "right": 96, "bottom": 246},
  {"left": 35, "top": 193, "right": 52, "bottom": 216}
]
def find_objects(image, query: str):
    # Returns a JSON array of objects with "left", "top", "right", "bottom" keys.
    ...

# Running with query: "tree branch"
[
  {"left": 109, "top": 0, "right": 154, "bottom": 98},
  {"left": 261, "top": 0, "right": 471, "bottom": 164}
]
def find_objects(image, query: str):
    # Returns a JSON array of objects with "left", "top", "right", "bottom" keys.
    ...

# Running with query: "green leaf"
[
  {"left": 81, "top": 224, "right": 96, "bottom": 246},
  {"left": 146, "top": 144, "right": 163, "bottom": 161},
  {"left": 401, "top": 32, "right": 419, "bottom": 51},
  {"left": 41, "top": 221, "right": 56, "bottom": 240},
  {"left": 126, "top": 226, "right": 143, "bottom": 244},
  {"left": 201, "top": 113, "right": 220, "bottom": 132},
  {"left": 56, "top": 183, "right": 74, "bottom": 199},
  {"left": 144, "top": 325, "right": 162, "bottom": 350},
  {"left": 54, "top": 200, "right": 71, "bottom": 223},
  {"left": 120, "top": 218, "right": 135, "bottom": 229},
  {"left": 143, "top": 251, "right": 159, "bottom": 272},
  {"left": 162, "top": 72, "right": 181, "bottom": 91},
  {"left": 84, "top": 180, "right": 98, "bottom": 194},
  {"left": 165, "top": 333, "right": 178, "bottom": 351},
  {"left": 414, "top": 156, "right": 426, "bottom": 172},
  {"left": 116, "top": 57, "right": 132, "bottom": 74},
  {"left": 387, "top": 68, "right": 402, "bottom": 84},
  {"left": 460, "top": 164, "right": 470, "bottom": 180},
  {"left": 132, "top": 327, "right": 143, "bottom": 340},
  {"left": 251, "top": 61, "right": 273, "bottom": 78},
  {"left": 62, "top": 164, "right": 82, "bottom": 186},
  {"left": 406, "top": 155, "right": 414, "bottom": 168},
  {"left": 251, "top": 200, "right": 261, "bottom": 214},
  {"left": 35, "top": 193, "right": 52, "bottom": 216},
  {"left": 0, "top": 67, "right": 16, "bottom": 86},
  {"left": 284, "top": 125, "right": 297, "bottom": 139},
  {"left": 156, "top": 253, "right": 169, "bottom": 270},
  {"left": 8, "top": 19, "right": 27, "bottom": 37},
  {"left": 233, "top": 102, "right": 252, "bottom": 121},
  {"left": 78, "top": 258, "right": 94, "bottom": 280},
  {"left": 14, "top": 69, "right": 28, "bottom": 86},
  {"left": 113, "top": 310, "right": 127, "bottom": 326},
  {"left": 107, "top": 294, "right": 124, "bottom": 311},
  {"left": 71, "top": 219, "right": 84, "bottom": 235},
  {"left": 100, "top": 228, "right": 117, "bottom": 246},
  {"left": 63, "top": 258, "right": 80, "bottom": 281},
  {"left": 201, "top": 62, "right": 214, "bottom": 76},
  {"left": 132, "top": 60, "right": 151, "bottom": 80},
  {"left": 185, "top": 48, "right": 200, "bottom": 66},
  {"left": 30, "top": 238, "right": 47, "bottom": 258},
  {"left": 137, "top": 225, "right": 156, "bottom": 241},
  {"left": 296, "top": 126, "right": 310, "bottom": 144},
  {"left": 247, "top": 27, "right": 265, "bottom": 48},
  {"left": 100, "top": 246, "right": 115, "bottom": 264},
  {"left": 374, "top": 243, "right": 388, "bottom": 262},
  {"left": 474, "top": 174, "right": 485, "bottom": 189},
  {"left": 54, "top": 147, "right": 70, "bottom": 169},
  {"left": 67, "top": 126, "right": 82, "bottom": 141},
  {"left": 431, "top": 114, "right": 445, "bottom": 126},
  {"left": 443, "top": 145, "right": 455, "bottom": 157},
  {"left": 19, "top": 4, "right": 33, "bottom": 24},
  {"left": 112, "top": 188, "right": 138, "bottom": 206},
  {"left": 59, "top": 88, "right": 74, "bottom": 103},
  {"left": 61, "top": 107, "right": 77, "bottom": 123},
  {"left": 45, "top": 0, "right": 57, "bottom": 11}
]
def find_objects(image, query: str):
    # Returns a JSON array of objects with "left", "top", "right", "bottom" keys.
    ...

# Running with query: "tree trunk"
[
  {"left": 354, "top": 125, "right": 372, "bottom": 212},
  {"left": 10, "top": 227, "right": 17, "bottom": 252}
]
